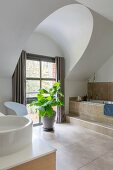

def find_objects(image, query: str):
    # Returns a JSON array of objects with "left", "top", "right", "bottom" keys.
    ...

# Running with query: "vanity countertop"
[
  {"left": 0, "top": 127, "right": 56, "bottom": 170},
  {"left": 0, "top": 112, "right": 5, "bottom": 116}
]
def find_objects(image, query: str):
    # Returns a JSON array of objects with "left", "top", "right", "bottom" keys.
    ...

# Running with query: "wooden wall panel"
[
  {"left": 108, "top": 83, "right": 113, "bottom": 101},
  {"left": 96, "top": 83, "right": 108, "bottom": 100},
  {"left": 88, "top": 83, "right": 93, "bottom": 99},
  {"left": 88, "top": 82, "right": 113, "bottom": 101}
]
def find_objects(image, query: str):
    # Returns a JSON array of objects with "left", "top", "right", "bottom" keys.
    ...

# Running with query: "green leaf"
[
  {"left": 30, "top": 81, "right": 64, "bottom": 117},
  {"left": 47, "top": 96, "right": 52, "bottom": 101}
]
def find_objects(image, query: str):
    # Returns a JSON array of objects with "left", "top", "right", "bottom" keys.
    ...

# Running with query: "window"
[{"left": 26, "top": 54, "right": 56, "bottom": 124}]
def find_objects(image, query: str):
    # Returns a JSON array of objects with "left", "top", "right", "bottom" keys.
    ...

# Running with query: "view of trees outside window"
[
  {"left": 26, "top": 60, "right": 40, "bottom": 78},
  {"left": 26, "top": 80, "right": 40, "bottom": 98},
  {"left": 26, "top": 58, "right": 56, "bottom": 124},
  {"left": 42, "top": 61, "right": 56, "bottom": 78}
]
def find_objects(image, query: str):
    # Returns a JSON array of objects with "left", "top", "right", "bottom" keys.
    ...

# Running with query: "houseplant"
[{"left": 31, "top": 81, "right": 64, "bottom": 131}]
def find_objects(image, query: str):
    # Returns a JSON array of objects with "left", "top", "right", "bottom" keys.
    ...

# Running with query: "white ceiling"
[
  {"left": 76, "top": 0, "right": 113, "bottom": 22},
  {"left": 36, "top": 3, "right": 113, "bottom": 81},
  {"left": 0, "top": 0, "right": 74, "bottom": 78},
  {"left": 69, "top": 11, "right": 113, "bottom": 80},
  {"left": 1, "top": 0, "right": 113, "bottom": 80},
  {"left": 37, "top": 4, "right": 93, "bottom": 77}
]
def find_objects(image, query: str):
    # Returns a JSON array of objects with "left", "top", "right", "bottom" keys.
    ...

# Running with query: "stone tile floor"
[{"left": 33, "top": 123, "right": 113, "bottom": 170}]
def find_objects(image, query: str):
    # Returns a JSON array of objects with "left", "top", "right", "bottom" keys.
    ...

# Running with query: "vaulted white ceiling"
[
  {"left": 69, "top": 11, "right": 113, "bottom": 80},
  {"left": 36, "top": 4, "right": 93, "bottom": 77},
  {"left": 1, "top": 0, "right": 113, "bottom": 81},
  {"left": 0, "top": 0, "right": 74, "bottom": 78},
  {"left": 36, "top": 4, "right": 113, "bottom": 80},
  {"left": 76, "top": 0, "right": 113, "bottom": 22}
]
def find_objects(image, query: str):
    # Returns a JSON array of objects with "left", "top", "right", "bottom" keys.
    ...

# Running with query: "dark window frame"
[
  {"left": 26, "top": 53, "right": 56, "bottom": 103},
  {"left": 26, "top": 53, "right": 56, "bottom": 126}
]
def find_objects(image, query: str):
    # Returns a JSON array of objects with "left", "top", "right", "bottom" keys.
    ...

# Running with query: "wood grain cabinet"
[{"left": 9, "top": 152, "right": 56, "bottom": 170}]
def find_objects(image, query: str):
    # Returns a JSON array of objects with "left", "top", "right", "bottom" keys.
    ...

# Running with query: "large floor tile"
[
  {"left": 79, "top": 151, "right": 113, "bottom": 170},
  {"left": 33, "top": 123, "right": 113, "bottom": 170}
]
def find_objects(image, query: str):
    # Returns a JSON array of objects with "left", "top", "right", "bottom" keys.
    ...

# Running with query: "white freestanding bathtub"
[{"left": 0, "top": 116, "right": 33, "bottom": 156}]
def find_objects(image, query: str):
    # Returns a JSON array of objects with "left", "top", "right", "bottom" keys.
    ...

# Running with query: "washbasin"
[{"left": 0, "top": 116, "right": 33, "bottom": 156}]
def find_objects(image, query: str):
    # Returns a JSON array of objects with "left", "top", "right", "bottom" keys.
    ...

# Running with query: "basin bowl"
[{"left": 0, "top": 116, "right": 32, "bottom": 156}]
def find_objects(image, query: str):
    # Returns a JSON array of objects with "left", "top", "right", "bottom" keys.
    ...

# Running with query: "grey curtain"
[
  {"left": 55, "top": 56, "right": 66, "bottom": 123},
  {"left": 12, "top": 50, "right": 26, "bottom": 104}
]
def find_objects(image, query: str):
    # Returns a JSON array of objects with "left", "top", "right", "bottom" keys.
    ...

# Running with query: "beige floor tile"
[
  {"left": 56, "top": 150, "right": 78, "bottom": 170},
  {"left": 33, "top": 123, "right": 113, "bottom": 170},
  {"left": 77, "top": 137, "right": 113, "bottom": 157},
  {"left": 79, "top": 151, "right": 113, "bottom": 170}
]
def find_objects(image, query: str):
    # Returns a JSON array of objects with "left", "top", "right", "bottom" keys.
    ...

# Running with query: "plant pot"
[{"left": 42, "top": 111, "right": 56, "bottom": 132}]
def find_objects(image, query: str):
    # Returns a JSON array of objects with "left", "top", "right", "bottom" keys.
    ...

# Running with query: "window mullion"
[
  {"left": 40, "top": 60, "right": 42, "bottom": 89},
  {"left": 26, "top": 77, "right": 40, "bottom": 80},
  {"left": 41, "top": 78, "right": 56, "bottom": 81}
]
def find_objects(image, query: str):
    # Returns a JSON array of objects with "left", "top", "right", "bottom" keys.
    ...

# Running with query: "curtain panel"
[
  {"left": 12, "top": 50, "right": 26, "bottom": 105},
  {"left": 55, "top": 56, "right": 66, "bottom": 123}
]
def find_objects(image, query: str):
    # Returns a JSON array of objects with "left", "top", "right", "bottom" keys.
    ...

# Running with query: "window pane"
[
  {"left": 26, "top": 80, "right": 40, "bottom": 98},
  {"left": 26, "top": 60, "right": 40, "bottom": 78},
  {"left": 26, "top": 92, "right": 37, "bottom": 98},
  {"left": 42, "top": 61, "right": 56, "bottom": 78},
  {"left": 42, "top": 80, "right": 56, "bottom": 90},
  {"left": 27, "top": 104, "right": 40, "bottom": 124}
]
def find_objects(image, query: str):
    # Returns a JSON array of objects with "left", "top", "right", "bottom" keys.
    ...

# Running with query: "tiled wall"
[
  {"left": 69, "top": 101, "right": 113, "bottom": 124},
  {"left": 88, "top": 82, "right": 113, "bottom": 101}
]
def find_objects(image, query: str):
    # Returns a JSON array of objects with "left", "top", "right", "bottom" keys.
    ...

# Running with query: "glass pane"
[
  {"left": 42, "top": 80, "right": 56, "bottom": 90},
  {"left": 27, "top": 104, "right": 40, "bottom": 124},
  {"left": 26, "top": 80, "right": 40, "bottom": 98},
  {"left": 42, "top": 61, "right": 56, "bottom": 78},
  {"left": 26, "top": 60, "right": 40, "bottom": 78},
  {"left": 42, "top": 81, "right": 56, "bottom": 113},
  {"left": 26, "top": 92, "right": 37, "bottom": 98}
]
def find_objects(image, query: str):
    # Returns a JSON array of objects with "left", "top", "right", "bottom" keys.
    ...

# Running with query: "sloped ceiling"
[
  {"left": 36, "top": 4, "right": 93, "bottom": 77},
  {"left": 36, "top": 4, "right": 113, "bottom": 80},
  {"left": 76, "top": 0, "right": 113, "bottom": 22},
  {"left": 0, "top": 0, "right": 74, "bottom": 78},
  {"left": 68, "top": 11, "right": 113, "bottom": 80},
  {"left": 1, "top": 0, "right": 113, "bottom": 81}
]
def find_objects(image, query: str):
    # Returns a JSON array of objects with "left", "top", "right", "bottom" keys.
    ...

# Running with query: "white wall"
[
  {"left": 25, "top": 33, "right": 87, "bottom": 114},
  {"left": 92, "top": 55, "right": 113, "bottom": 82},
  {"left": 0, "top": 78, "right": 12, "bottom": 114},
  {"left": 0, "top": 33, "right": 62, "bottom": 114},
  {"left": 0, "top": 32, "right": 88, "bottom": 115},
  {"left": 24, "top": 32, "right": 63, "bottom": 57},
  {"left": 65, "top": 80, "right": 87, "bottom": 114}
]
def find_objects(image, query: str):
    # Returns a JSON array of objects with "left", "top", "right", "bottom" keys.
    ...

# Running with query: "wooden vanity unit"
[{"left": 9, "top": 152, "right": 56, "bottom": 170}]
